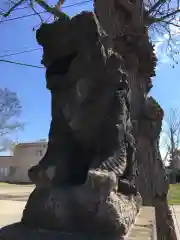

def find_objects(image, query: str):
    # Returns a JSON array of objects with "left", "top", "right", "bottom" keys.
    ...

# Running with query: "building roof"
[{"left": 15, "top": 141, "right": 47, "bottom": 148}]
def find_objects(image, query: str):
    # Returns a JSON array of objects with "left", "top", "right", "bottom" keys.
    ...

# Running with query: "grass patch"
[
  {"left": 168, "top": 184, "right": 180, "bottom": 205},
  {"left": 0, "top": 182, "right": 11, "bottom": 186}
]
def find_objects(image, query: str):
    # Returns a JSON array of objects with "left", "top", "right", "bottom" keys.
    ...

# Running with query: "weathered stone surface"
[
  {"left": 29, "top": 11, "right": 137, "bottom": 194},
  {"left": 0, "top": 208, "right": 156, "bottom": 240},
  {"left": 12, "top": 9, "right": 141, "bottom": 240},
  {"left": 94, "top": 2, "right": 171, "bottom": 238},
  {"left": 135, "top": 97, "right": 168, "bottom": 205},
  {"left": 22, "top": 170, "right": 141, "bottom": 236},
  {"left": 134, "top": 96, "right": 170, "bottom": 239}
]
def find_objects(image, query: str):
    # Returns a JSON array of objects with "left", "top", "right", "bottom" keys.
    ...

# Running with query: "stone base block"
[
  {"left": 0, "top": 223, "right": 123, "bottom": 240},
  {"left": 23, "top": 170, "right": 141, "bottom": 236},
  {"left": 0, "top": 170, "right": 141, "bottom": 239}
]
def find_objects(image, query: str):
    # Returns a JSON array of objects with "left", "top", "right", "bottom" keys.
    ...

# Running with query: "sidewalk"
[
  {"left": 0, "top": 200, "right": 26, "bottom": 228},
  {"left": 170, "top": 205, "right": 180, "bottom": 239},
  {"left": 0, "top": 185, "right": 33, "bottom": 228}
]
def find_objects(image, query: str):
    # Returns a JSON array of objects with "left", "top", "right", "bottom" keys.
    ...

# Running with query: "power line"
[
  {"left": 1, "top": 0, "right": 92, "bottom": 23},
  {"left": 0, "top": 48, "right": 41, "bottom": 58},
  {"left": 0, "top": 7, "right": 5, "bottom": 12},
  {"left": 0, "top": 0, "right": 93, "bottom": 68},
  {"left": 0, "top": 59, "right": 43, "bottom": 69},
  {"left": 1, "top": 11, "right": 46, "bottom": 22}
]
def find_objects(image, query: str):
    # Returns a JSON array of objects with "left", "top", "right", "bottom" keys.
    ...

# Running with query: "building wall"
[
  {"left": 0, "top": 142, "right": 47, "bottom": 183},
  {"left": 9, "top": 142, "right": 47, "bottom": 183},
  {"left": 0, "top": 156, "right": 13, "bottom": 182}
]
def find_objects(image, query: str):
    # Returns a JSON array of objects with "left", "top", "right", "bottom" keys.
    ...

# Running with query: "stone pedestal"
[
  {"left": 0, "top": 170, "right": 141, "bottom": 239},
  {"left": 0, "top": 223, "right": 123, "bottom": 240}
]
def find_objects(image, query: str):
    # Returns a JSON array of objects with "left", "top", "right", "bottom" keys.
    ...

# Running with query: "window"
[{"left": 4, "top": 168, "right": 8, "bottom": 177}]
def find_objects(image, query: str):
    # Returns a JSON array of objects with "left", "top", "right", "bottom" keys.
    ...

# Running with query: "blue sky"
[
  {"left": 0, "top": 0, "right": 93, "bottom": 144},
  {"left": 0, "top": 1, "right": 180, "bottom": 150}
]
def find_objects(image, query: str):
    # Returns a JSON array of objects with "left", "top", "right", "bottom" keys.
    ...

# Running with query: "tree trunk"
[{"left": 94, "top": 1, "right": 174, "bottom": 238}]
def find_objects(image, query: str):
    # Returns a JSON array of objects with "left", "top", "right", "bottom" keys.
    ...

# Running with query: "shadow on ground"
[{"left": 0, "top": 223, "right": 123, "bottom": 240}]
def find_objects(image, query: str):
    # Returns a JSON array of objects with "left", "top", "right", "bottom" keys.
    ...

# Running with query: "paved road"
[
  {"left": 0, "top": 184, "right": 34, "bottom": 228},
  {"left": 170, "top": 205, "right": 180, "bottom": 239}
]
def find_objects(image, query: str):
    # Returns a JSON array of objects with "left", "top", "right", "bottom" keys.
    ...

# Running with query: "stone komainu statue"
[
  {"left": 28, "top": 12, "right": 137, "bottom": 194},
  {"left": 0, "top": 12, "right": 142, "bottom": 239}
]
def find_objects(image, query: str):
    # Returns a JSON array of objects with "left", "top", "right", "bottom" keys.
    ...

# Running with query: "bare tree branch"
[
  {"left": 161, "top": 20, "right": 180, "bottom": 28},
  {"left": 34, "top": 0, "right": 63, "bottom": 18},
  {"left": 148, "top": 0, "right": 167, "bottom": 14},
  {"left": 3, "top": 0, "right": 25, "bottom": 17},
  {"left": 29, "top": 0, "right": 44, "bottom": 22},
  {"left": 1, "top": 0, "right": 67, "bottom": 22},
  {"left": 162, "top": 108, "right": 180, "bottom": 167},
  {"left": 1, "top": 0, "right": 180, "bottom": 62},
  {"left": 151, "top": 8, "right": 180, "bottom": 23}
]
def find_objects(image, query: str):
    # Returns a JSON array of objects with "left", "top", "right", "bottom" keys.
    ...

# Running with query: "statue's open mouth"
[{"left": 46, "top": 51, "right": 78, "bottom": 77}]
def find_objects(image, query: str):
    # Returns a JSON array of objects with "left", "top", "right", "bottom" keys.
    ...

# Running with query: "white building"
[
  {"left": 0, "top": 141, "right": 47, "bottom": 183},
  {"left": 0, "top": 156, "right": 12, "bottom": 182}
]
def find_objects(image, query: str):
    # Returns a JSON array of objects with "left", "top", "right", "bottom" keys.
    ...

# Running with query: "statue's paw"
[
  {"left": 22, "top": 171, "right": 141, "bottom": 236},
  {"left": 87, "top": 169, "right": 118, "bottom": 194},
  {"left": 28, "top": 165, "right": 54, "bottom": 188}
]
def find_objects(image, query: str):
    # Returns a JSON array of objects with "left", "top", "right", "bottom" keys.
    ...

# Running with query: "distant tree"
[
  {"left": 161, "top": 108, "right": 180, "bottom": 167},
  {"left": 0, "top": 88, "right": 23, "bottom": 152},
  {"left": 37, "top": 139, "right": 47, "bottom": 142}
]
